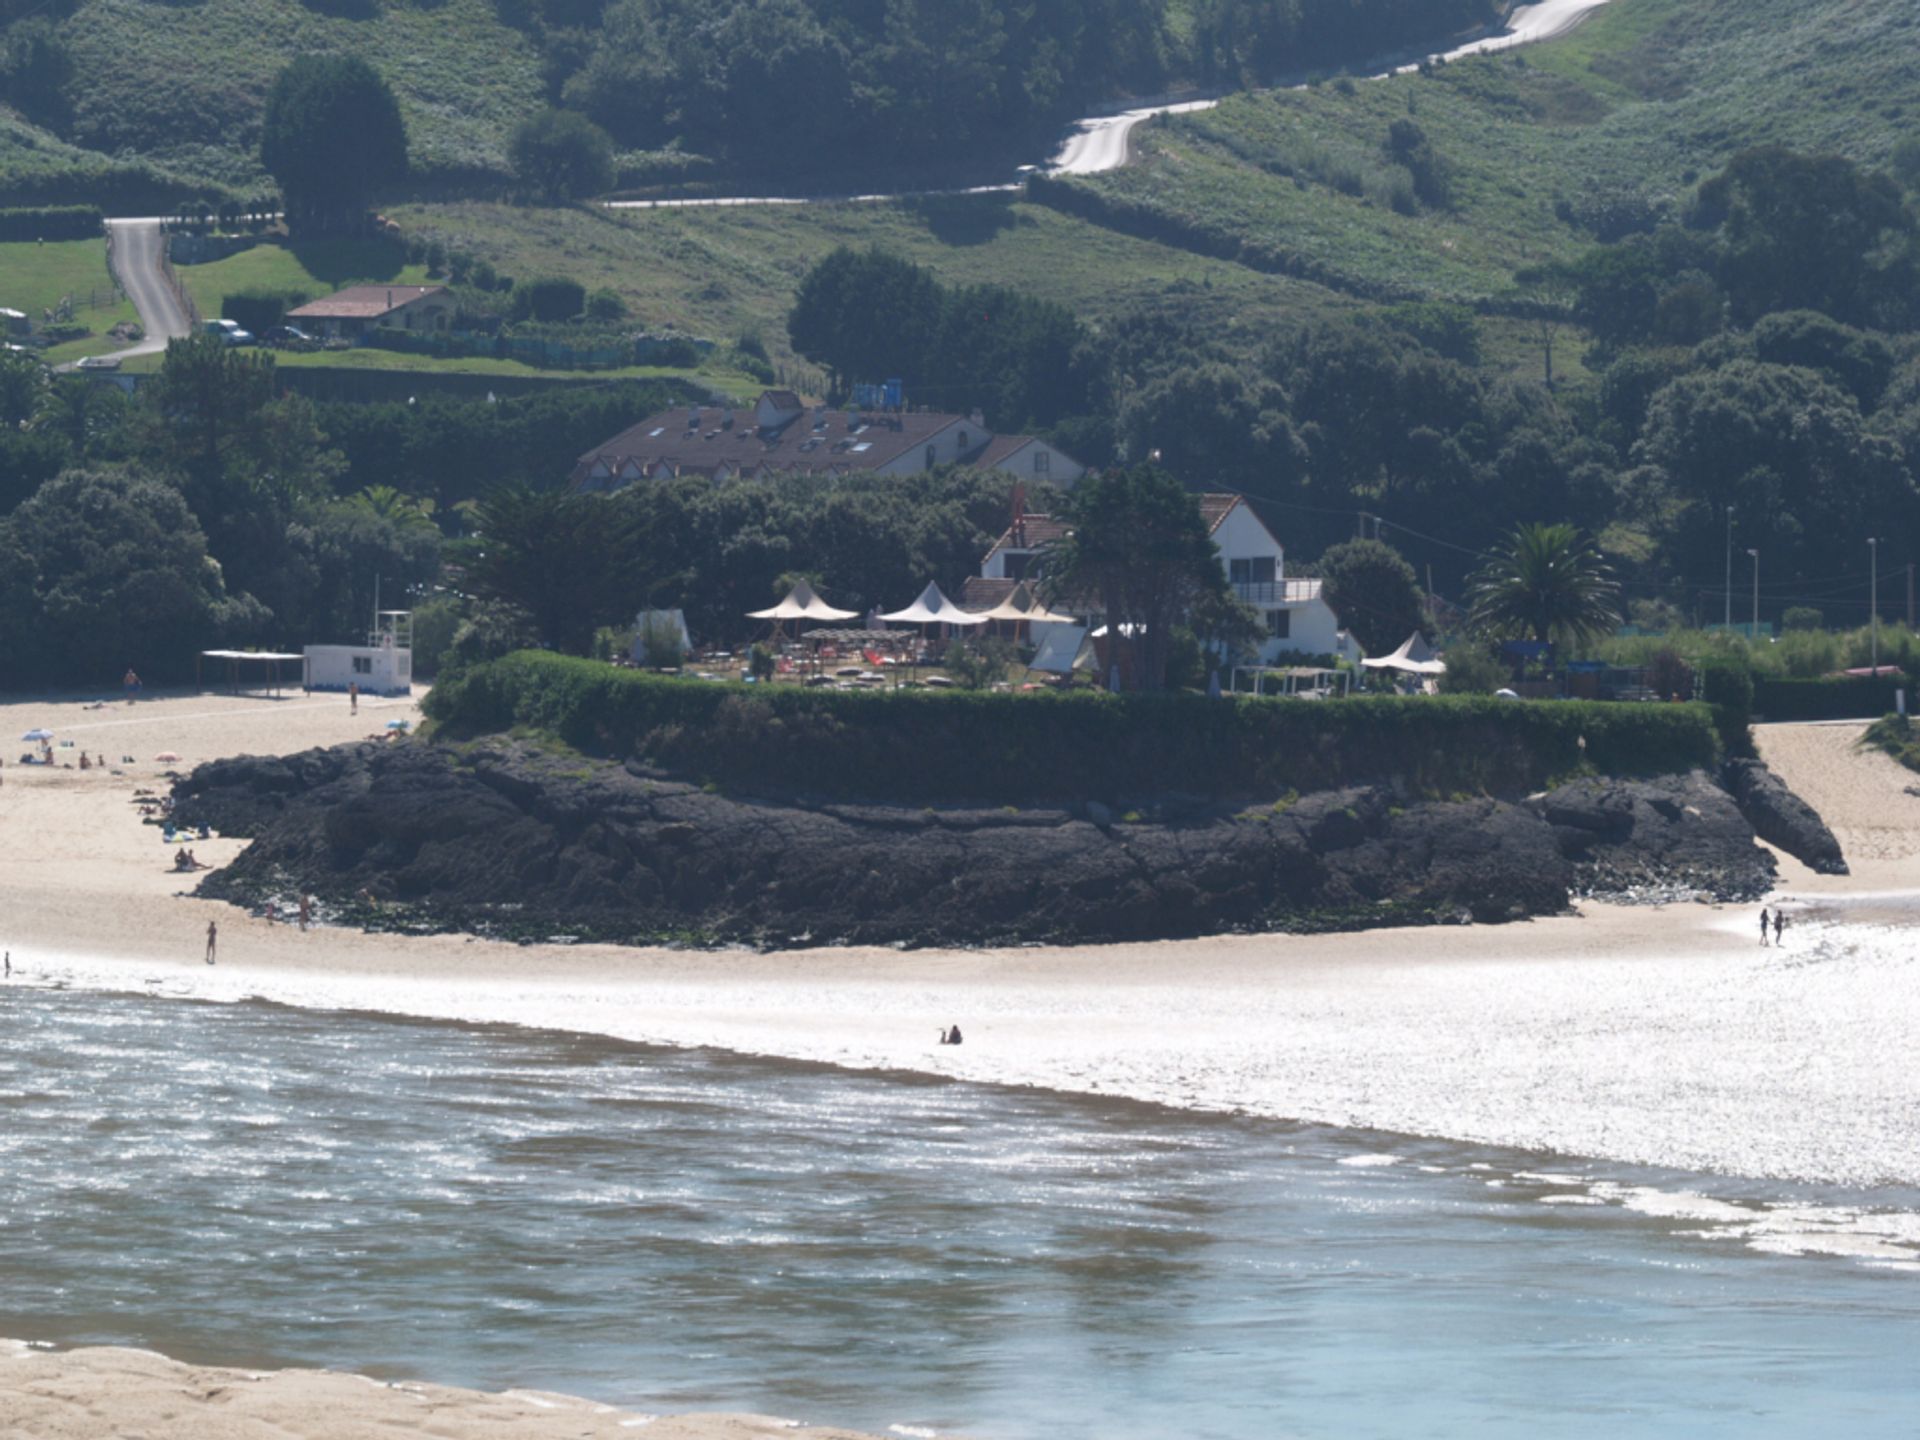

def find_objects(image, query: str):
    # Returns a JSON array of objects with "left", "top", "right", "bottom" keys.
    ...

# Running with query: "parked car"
[
  {"left": 75, "top": 354, "right": 122, "bottom": 370},
  {"left": 263, "top": 324, "right": 317, "bottom": 350},
  {"left": 203, "top": 318, "right": 254, "bottom": 346}
]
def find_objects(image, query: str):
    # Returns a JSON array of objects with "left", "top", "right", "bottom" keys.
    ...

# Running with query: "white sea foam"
[{"left": 16, "top": 907, "right": 1920, "bottom": 1193}]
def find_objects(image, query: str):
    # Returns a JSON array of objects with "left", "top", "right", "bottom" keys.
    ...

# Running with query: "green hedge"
[
  {"left": 0, "top": 205, "right": 103, "bottom": 241},
  {"left": 425, "top": 652, "right": 1723, "bottom": 804},
  {"left": 1753, "top": 676, "right": 1905, "bottom": 721}
]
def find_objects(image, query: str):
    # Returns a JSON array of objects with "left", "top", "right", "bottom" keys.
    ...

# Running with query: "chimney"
[{"left": 970, "top": 408, "right": 985, "bottom": 429}]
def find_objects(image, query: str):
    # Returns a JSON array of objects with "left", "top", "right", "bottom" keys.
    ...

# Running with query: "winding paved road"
[
  {"left": 607, "top": 0, "right": 1620, "bottom": 211},
  {"left": 66, "top": 219, "right": 191, "bottom": 371}
]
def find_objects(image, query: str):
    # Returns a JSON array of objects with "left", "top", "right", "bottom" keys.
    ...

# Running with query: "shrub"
[
  {"left": 1436, "top": 641, "right": 1507, "bottom": 695},
  {"left": 0, "top": 205, "right": 102, "bottom": 241},
  {"left": 512, "top": 275, "right": 586, "bottom": 322},
  {"left": 1753, "top": 677, "right": 1904, "bottom": 721},
  {"left": 1781, "top": 606, "right": 1825, "bottom": 632},
  {"left": 425, "top": 652, "right": 1723, "bottom": 805},
  {"left": 585, "top": 287, "right": 627, "bottom": 321}
]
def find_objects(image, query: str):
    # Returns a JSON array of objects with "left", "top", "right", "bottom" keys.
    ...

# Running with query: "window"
[
  {"left": 1033, "top": 450, "right": 1050, "bottom": 475},
  {"left": 1004, "top": 552, "right": 1034, "bottom": 580},
  {"left": 352, "top": 655, "right": 373, "bottom": 674},
  {"left": 1229, "top": 557, "right": 1276, "bottom": 586},
  {"left": 925, "top": 445, "right": 937, "bottom": 469},
  {"left": 1266, "top": 610, "right": 1291, "bottom": 639}
]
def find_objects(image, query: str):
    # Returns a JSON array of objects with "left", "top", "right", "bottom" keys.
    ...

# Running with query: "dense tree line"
[
  {"left": 789, "top": 246, "right": 1100, "bottom": 430},
  {"left": 0, "top": 341, "right": 680, "bottom": 687}
]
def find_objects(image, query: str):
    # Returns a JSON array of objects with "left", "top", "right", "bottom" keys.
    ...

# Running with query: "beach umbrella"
[
  {"left": 155, "top": 751, "right": 182, "bottom": 763},
  {"left": 21, "top": 728, "right": 53, "bottom": 741}
]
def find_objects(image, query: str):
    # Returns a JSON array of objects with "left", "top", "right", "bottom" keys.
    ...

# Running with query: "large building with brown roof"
[{"left": 571, "top": 390, "right": 1087, "bottom": 490}]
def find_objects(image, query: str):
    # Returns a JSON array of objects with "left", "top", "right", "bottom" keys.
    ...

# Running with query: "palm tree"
[{"left": 1466, "top": 523, "right": 1621, "bottom": 648}]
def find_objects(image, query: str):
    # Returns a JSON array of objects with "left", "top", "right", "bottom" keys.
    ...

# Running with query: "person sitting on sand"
[
  {"left": 174, "top": 847, "right": 189, "bottom": 870},
  {"left": 78, "top": 752, "right": 89, "bottom": 771},
  {"left": 939, "top": 1024, "right": 963, "bottom": 1046}
]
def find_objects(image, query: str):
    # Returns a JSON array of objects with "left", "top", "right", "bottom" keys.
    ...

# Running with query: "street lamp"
[
  {"left": 1724, "top": 505, "right": 1734, "bottom": 629},
  {"left": 1747, "top": 548, "right": 1760, "bottom": 638},
  {"left": 1869, "top": 537, "right": 1880, "bottom": 672}
]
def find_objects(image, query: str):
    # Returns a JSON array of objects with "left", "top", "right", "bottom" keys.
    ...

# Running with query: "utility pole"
[
  {"left": 1868, "top": 537, "right": 1879, "bottom": 672},
  {"left": 1723, "top": 505, "right": 1734, "bottom": 629},
  {"left": 1908, "top": 562, "right": 1915, "bottom": 630},
  {"left": 1747, "top": 548, "right": 1760, "bottom": 639}
]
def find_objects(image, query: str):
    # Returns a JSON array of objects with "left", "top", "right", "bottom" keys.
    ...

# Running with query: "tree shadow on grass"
[
  {"left": 287, "top": 237, "right": 409, "bottom": 287},
  {"left": 906, "top": 194, "right": 1024, "bottom": 247}
]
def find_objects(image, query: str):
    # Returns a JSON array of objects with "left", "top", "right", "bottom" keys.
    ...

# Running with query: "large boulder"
[{"left": 1720, "top": 758, "right": 1849, "bottom": 875}]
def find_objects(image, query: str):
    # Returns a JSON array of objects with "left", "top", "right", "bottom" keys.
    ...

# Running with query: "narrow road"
[
  {"left": 605, "top": 0, "right": 1620, "bottom": 213},
  {"left": 78, "top": 218, "right": 190, "bottom": 368}
]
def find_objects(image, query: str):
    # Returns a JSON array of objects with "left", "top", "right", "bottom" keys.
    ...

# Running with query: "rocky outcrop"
[
  {"left": 174, "top": 741, "right": 1802, "bottom": 950},
  {"left": 1720, "top": 758, "right": 1850, "bottom": 875}
]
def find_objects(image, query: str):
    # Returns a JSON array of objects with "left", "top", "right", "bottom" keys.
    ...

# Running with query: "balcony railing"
[{"left": 1232, "top": 580, "right": 1287, "bottom": 605}]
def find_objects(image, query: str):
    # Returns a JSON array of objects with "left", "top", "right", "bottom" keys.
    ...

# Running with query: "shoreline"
[
  {"left": 2, "top": 692, "right": 1917, "bottom": 1189},
  {"left": 0, "top": 1339, "right": 887, "bottom": 1439}
]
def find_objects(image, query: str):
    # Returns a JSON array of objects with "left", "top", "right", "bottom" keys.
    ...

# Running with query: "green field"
[
  {"left": 1070, "top": 0, "right": 1920, "bottom": 306},
  {"left": 0, "top": 237, "right": 142, "bottom": 362},
  {"left": 171, "top": 237, "right": 435, "bottom": 323}
]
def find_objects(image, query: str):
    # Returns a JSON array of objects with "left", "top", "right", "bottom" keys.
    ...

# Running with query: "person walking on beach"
[
  {"left": 298, "top": 893, "right": 311, "bottom": 933},
  {"left": 124, "top": 668, "right": 141, "bottom": 704},
  {"left": 348, "top": 681, "right": 359, "bottom": 715},
  {"left": 1773, "top": 909, "right": 1785, "bottom": 946},
  {"left": 1759, "top": 907, "right": 1771, "bottom": 946},
  {"left": 204, "top": 920, "right": 218, "bottom": 965}
]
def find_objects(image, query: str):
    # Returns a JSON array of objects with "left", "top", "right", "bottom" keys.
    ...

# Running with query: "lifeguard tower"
[{"left": 304, "top": 609, "right": 414, "bottom": 697}]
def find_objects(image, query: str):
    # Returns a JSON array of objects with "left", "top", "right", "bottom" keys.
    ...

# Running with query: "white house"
[{"left": 968, "top": 492, "right": 1359, "bottom": 666}]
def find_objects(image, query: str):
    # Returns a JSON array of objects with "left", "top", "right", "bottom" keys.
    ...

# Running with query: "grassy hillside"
[
  {"left": 390, "top": 195, "right": 1373, "bottom": 389},
  {"left": 1065, "top": 0, "right": 1920, "bottom": 305},
  {"left": 41, "top": 0, "right": 543, "bottom": 193}
]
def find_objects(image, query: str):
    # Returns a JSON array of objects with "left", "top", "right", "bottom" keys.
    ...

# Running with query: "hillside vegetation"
[{"left": 1066, "top": 0, "right": 1920, "bottom": 304}]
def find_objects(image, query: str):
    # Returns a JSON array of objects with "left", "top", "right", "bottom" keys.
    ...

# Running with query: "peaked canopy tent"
[
  {"left": 1360, "top": 632, "right": 1446, "bottom": 677},
  {"left": 747, "top": 579, "right": 859, "bottom": 625},
  {"left": 747, "top": 579, "right": 861, "bottom": 654},
  {"left": 970, "top": 582, "right": 1079, "bottom": 630},
  {"left": 880, "top": 582, "right": 988, "bottom": 630}
]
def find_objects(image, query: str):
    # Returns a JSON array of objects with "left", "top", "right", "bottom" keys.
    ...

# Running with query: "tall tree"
[
  {"left": 465, "top": 485, "right": 638, "bottom": 655},
  {"left": 1043, "top": 464, "right": 1226, "bottom": 691},
  {"left": 260, "top": 55, "right": 409, "bottom": 233},
  {"left": 508, "top": 108, "right": 616, "bottom": 202},
  {"left": 1466, "top": 523, "right": 1621, "bottom": 648},
  {"left": 1313, "top": 538, "right": 1424, "bottom": 657}
]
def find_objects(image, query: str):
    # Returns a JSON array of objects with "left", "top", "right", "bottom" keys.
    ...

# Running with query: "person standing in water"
[
  {"left": 1758, "top": 908, "right": 1771, "bottom": 946},
  {"left": 204, "top": 920, "right": 218, "bottom": 965}
]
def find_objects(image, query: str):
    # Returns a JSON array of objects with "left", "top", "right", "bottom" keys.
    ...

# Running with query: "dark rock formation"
[
  {"left": 1720, "top": 758, "right": 1850, "bottom": 875},
  {"left": 1527, "top": 771, "right": 1781, "bottom": 900},
  {"left": 174, "top": 740, "right": 1800, "bottom": 950}
]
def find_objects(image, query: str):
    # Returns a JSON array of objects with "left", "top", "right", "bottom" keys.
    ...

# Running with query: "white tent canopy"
[
  {"left": 1361, "top": 632, "right": 1446, "bottom": 675},
  {"left": 747, "top": 579, "right": 858, "bottom": 623},
  {"left": 880, "top": 582, "right": 987, "bottom": 627},
  {"left": 972, "top": 582, "right": 1078, "bottom": 626},
  {"left": 1027, "top": 625, "right": 1092, "bottom": 675}
]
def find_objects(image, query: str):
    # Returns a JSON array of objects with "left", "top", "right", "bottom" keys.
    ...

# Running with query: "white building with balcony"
[{"left": 968, "top": 492, "right": 1359, "bottom": 665}]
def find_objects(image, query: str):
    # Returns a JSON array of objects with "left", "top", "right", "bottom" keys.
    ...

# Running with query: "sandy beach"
[
  {"left": 0, "top": 691, "right": 1915, "bottom": 1181},
  {"left": 0, "top": 1340, "right": 881, "bottom": 1439},
  {"left": 2, "top": 691, "right": 1917, "bottom": 1433}
]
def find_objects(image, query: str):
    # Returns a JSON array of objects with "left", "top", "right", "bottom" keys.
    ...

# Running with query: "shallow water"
[{"left": 2, "top": 986, "right": 1917, "bottom": 1438}]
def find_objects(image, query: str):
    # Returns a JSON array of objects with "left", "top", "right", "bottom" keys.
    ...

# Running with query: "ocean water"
[{"left": 1, "top": 986, "right": 1916, "bottom": 1439}]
